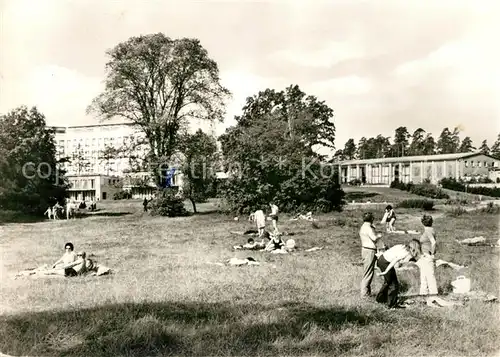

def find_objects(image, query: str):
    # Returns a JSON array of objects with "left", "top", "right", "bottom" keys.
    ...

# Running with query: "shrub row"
[
  {"left": 390, "top": 180, "right": 449, "bottom": 199},
  {"left": 397, "top": 199, "right": 434, "bottom": 210},
  {"left": 440, "top": 178, "right": 500, "bottom": 198}
]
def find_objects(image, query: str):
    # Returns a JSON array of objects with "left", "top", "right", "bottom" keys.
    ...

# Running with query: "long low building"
[{"left": 338, "top": 152, "right": 500, "bottom": 185}]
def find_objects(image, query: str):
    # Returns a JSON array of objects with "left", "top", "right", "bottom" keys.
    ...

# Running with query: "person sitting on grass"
[
  {"left": 45, "top": 251, "right": 88, "bottom": 277},
  {"left": 376, "top": 239, "right": 422, "bottom": 308},
  {"left": 381, "top": 205, "right": 397, "bottom": 233},
  {"left": 265, "top": 232, "right": 285, "bottom": 252},
  {"left": 51, "top": 242, "right": 77, "bottom": 269}
]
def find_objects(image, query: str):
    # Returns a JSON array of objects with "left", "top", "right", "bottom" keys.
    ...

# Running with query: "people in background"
[
  {"left": 359, "top": 212, "right": 383, "bottom": 297},
  {"left": 381, "top": 205, "right": 397, "bottom": 232},
  {"left": 143, "top": 197, "right": 149, "bottom": 212},
  {"left": 376, "top": 239, "right": 422, "bottom": 308}
]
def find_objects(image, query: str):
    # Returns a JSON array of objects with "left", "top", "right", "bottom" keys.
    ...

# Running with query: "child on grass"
[{"left": 381, "top": 205, "right": 397, "bottom": 233}]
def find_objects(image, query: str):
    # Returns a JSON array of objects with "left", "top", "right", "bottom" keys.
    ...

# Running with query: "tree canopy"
[
  {"left": 0, "top": 106, "right": 68, "bottom": 214},
  {"left": 219, "top": 85, "right": 344, "bottom": 214},
  {"left": 88, "top": 33, "right": 230, "bottom": 185}
]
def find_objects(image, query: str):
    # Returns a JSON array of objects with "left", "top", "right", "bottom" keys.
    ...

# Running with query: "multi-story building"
[
  {"left": 51, "top": 120, "right": 217, "bottom": 199},
  {"left": 53, "top": 123, "right": 149, "bottom": 176}
]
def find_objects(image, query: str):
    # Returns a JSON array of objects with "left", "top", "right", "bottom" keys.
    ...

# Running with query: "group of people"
[
  {"left": 44, "top": 200, "right": 97, "bottom": 220},
  {"left": 49, "top": 242, "right": 93, "bottom": 276},
  {"left": 241, "top": 202, "right": 295, "bottom": 251},
  {"left": 360, "top": 211, "right": 438, "bottom": 308}
]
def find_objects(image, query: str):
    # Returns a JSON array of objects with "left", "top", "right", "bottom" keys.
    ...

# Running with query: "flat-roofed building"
[{"left": 338, "top": 152, "right": 500, "bottom": 185}]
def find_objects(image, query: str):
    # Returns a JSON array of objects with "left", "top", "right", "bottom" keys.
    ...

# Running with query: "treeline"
[{"left": 334, "top": 126, "right": 500, "bottom": 161}]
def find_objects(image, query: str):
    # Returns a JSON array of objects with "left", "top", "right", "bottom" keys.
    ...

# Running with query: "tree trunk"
[{"left": 189, "top": 197, "right": 197, "bottom": 214}]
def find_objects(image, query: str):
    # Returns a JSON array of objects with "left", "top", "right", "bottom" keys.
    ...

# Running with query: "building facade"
[
  {"left": 66, "top": 174, "right": 122, "bottom": 201},
  {"left": 53, "top": 123, "right": 149, "bottom": 176},
  {"left": 51, "top": 121, "right": 213, "bottom": 199},
  {"left": 339, "top": 152, "right": 500, "bottom": 185}
]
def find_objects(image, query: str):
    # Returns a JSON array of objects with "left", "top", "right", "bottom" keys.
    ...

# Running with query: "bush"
[
  {"left": 467, "top": 186, "right": 500, "bottom": 197},
  {"left": 409, "top": 184, "right": 449, "bottom": 199},
  {"left": 444, "top": 197, "right": 470, "bottom": 206},
  {"left": 449, "top": 206, "right": 468, "bottom": 217},
  {"left": 349, "top": 178, "right": 362, "bottom": 186},
  {"left": 149, "top": 189, "right": 189, "bottom": 217},
  {"left": 440, "top": 178, "right": 466, "bottom": 192},
  {"left": 481, "top": 202, "right": 500, "bottom": 214},
  {"left": 397, "top": 199, "right": 434, "bottom": 210},
  {"left": 113, "top": 191, "right": 132, "bottom": 200}
]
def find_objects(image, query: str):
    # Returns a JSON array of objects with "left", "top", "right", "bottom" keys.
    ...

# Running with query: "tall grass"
[{"left": 0, "top": 199, "right": 498, "bottom": 356}]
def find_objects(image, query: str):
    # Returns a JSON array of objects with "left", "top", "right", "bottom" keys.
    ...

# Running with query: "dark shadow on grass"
[
  {"left": 344, "top": 192, "right": 380, "bottom": 201},
  {"left": 0, "top": 301, "right": 392, "bottom": 357},
  {"left": 79, "top": 211, "right": 133, "bottom": 218},
  {"left": 193, "top": 209, "right": 221, "bottom": 215},
  {"left": 0, "top": 210, "right": 47, "bottom": 224}
]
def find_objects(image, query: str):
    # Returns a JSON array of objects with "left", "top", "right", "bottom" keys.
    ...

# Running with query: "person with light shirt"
[
  {"left": 51, "top": 242, "right": 77, "bottom": 269},
  {"left": 376, "top": 240, "right": 422, "bottom": 308},
  {"left": 417, "top": 215, "right": 438, "bottom": 298},
  {"left": 359, "top": 212, "right": 383, "bottom": 297}
]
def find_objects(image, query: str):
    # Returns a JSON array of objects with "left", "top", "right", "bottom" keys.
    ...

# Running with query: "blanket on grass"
[{"left": 15, "top": 262, "right": 112, "bottom": 279}]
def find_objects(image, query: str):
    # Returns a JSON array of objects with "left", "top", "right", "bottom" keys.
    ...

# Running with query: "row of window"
[{"left": 464, "top": 160, "right": 494, "bottom": 168}]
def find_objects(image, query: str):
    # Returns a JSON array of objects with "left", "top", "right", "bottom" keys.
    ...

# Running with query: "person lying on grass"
[
  {"left": 376, "top": 239, "right": 422, "bottom": 308},
  {"left": 234, "top": 237, "right": 267, "bottom": 250},
  {"left": 51, "top": 242, "right": 77, "bottom": 269}
]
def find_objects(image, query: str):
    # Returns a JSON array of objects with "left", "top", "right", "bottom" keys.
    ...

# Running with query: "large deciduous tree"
[
  {"left": 219, "top": 85, "right": 344, "bottom": 214},
  {"left": 0, "top": 106, "right": 68, "bottom": 215},
  {"left": 87, "top": 33, "right": 230, "bottom": 186}
]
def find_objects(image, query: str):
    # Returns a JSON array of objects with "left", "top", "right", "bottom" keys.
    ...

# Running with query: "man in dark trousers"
[{"left": 143, "top": 197, "right": 149, "bottom": 212}]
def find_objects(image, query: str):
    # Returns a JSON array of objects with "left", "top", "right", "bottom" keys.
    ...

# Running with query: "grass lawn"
[{"left": 0, "top": 196, "right": 499, "bottom": 357}]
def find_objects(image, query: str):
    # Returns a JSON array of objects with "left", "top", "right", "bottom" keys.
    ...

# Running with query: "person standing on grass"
[
  {"left": 249, "top": 209, "right": 266, "bottom": 239},
  {"left": 143, "top": 197, "right": 149, "bottom": 212},
  {"left": 360, "top": 212, "right": 383, "bottom": 297},
  {"left": 381, "top": 205, "right": 397, "bottom": 232},
  {"left": 417, "top": 215, "right": 438, "bottom": 299},
  {"left": 376, "top": 240, "right": 422, "bottom": 308},
  {"left": 269, "top": 202, "right": 279, "bottom": 232}
]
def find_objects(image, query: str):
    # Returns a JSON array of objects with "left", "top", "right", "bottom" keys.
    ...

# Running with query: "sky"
[{"left": 1, "top": 0, "right": 499, "bottom": 154}]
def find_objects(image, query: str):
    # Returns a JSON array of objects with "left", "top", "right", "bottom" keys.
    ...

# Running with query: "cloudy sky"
[{"left": 1, "top": 0, "right": 499, "bottom": 152}]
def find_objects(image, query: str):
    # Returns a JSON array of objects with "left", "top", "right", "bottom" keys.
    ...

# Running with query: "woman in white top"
[
  {"left": 51, "top": 242, "right": 77, "bottom": 269},
  {"left": 376, "top": 239, "right": 422, "bottom": 308}
]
